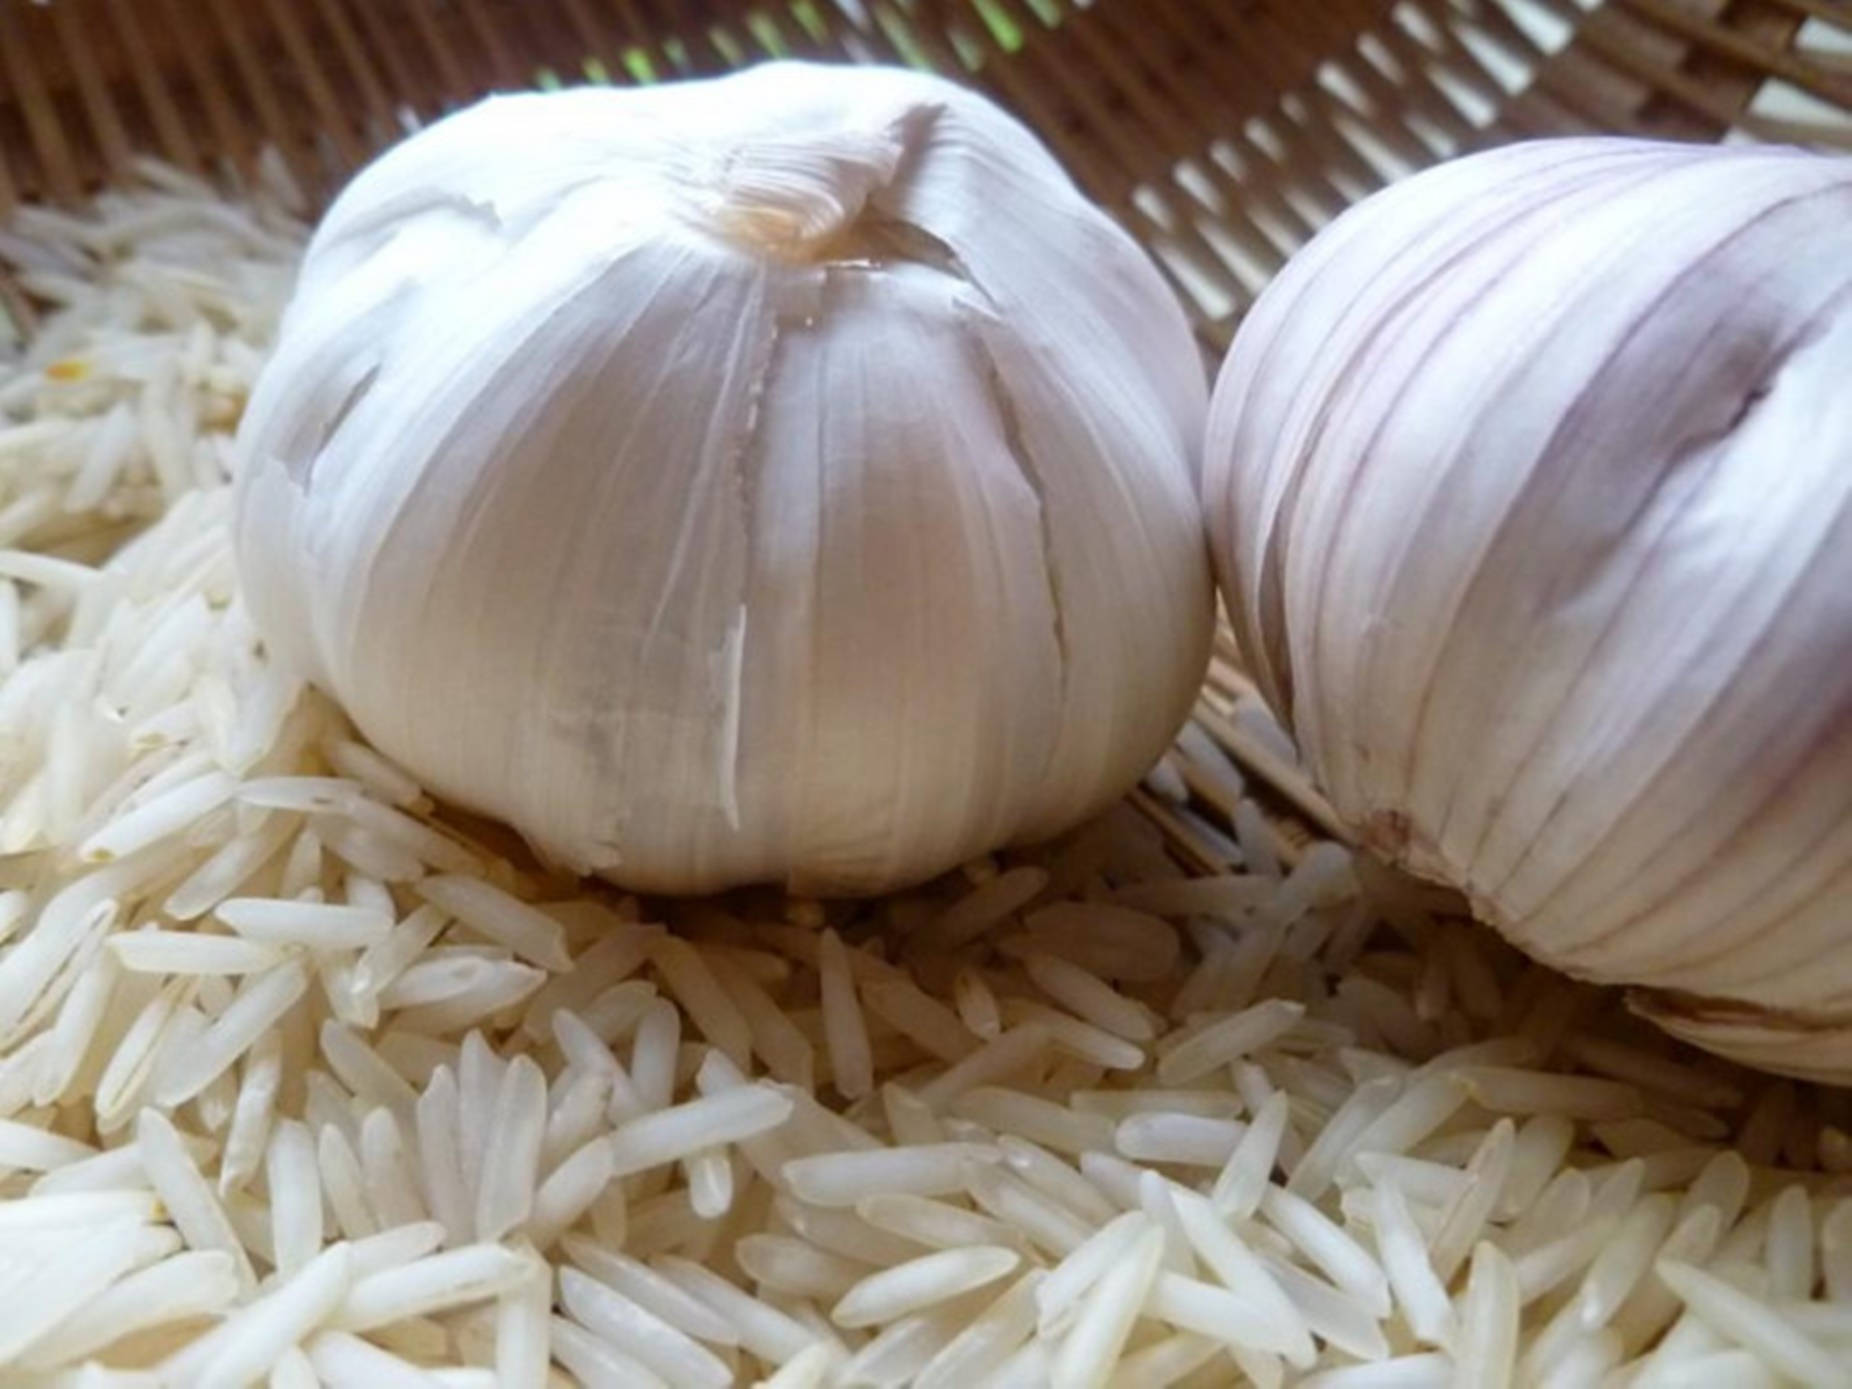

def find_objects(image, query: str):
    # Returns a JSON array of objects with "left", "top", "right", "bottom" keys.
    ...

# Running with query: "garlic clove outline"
[
  {"left": 236, "top": 62, "right": 1212, "bottom": 896},
  {"left": 1205, "top": 136, "right": 1852, "bottom": 1076}
]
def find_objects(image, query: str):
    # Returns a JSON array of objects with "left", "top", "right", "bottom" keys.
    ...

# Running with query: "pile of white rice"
[{"left": 0, "top": 166, "right": 1848, "bottom": 1389}]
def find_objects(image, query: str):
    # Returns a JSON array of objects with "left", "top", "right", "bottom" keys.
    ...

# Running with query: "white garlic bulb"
[
  {"left": 235, "top": 62, "right": 1212, "bottom": 896},
  {"left": 1205, "top": 138, "right": 1852, "bottom": 1079}
]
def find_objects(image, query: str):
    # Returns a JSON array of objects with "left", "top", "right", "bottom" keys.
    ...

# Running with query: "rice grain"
[
  {"left": 1578, "top": 1193, "right": 1677, "bottom": 1330},
  {"left": 1655, "top": 1258, "right": 1844, "bottom": 1389},
  {"left": 414, "top": 876, "right": 571, "bottom": 973},
  {"left": 1262, "top": 1185, "right": 1391, "bottom": 1315},
  {"left": 492, "top": 1252, "right": 551, "bottom": 1389},
  {"left": 650, "top": 935, "right": 752, "bottom": 1074},
  {"left": 561, "top": 1236, "right": 740, "bottom": 1346},
  {"left": 137, "top": 1105, "right": 255, "bottom": 1287},
  {"left": 1052, "top": 1226, "right": 1162, "bottom": 1389},
  {"left": 268, "top": 1119, "right": 324, "bottom": 1277},
  {"left": 1169, "top": 1184, "right": 1314, "bottom": 1364},
  {"left": 1451, "top": 1241, "right": 1518, "bottom": 1389},
  {"left": 333, "top": 1243, "right": 533, "bottom": 1331},
  {"left": 608, "top": 1085, "right": 794, "bottom": 1180},
  {"left": 653, "top": 1255, "right": 821, "bottom": 1365},
  {"left": 1156, "top": 999, "right": 1303, "bottom": 1085},
  {"left": 0, "top": 1220, "right": 170, "bottom": 1363},
  {"left": 1370, "top": 1177, "right": 1455, "bottom": 1346},
  {"left": 17, "top": 1248, "right": 239, "bottom": 1369},
  {"left": 194, "top": 1241, "right": 353, "bottom": 1389},
  {"left": 916, "top": 1024, "right": 1049, "bottom": 1112},
  {"left": 559, "top": 1265, "right": 733, "bottom": 1388},
  {"left": 215, "top": 899, "right": 390, "bottom": 949},
  {"left": 817, "top": 929, "right": 873, "bottom": 1101},
  {"left": 1021, "top": 954, "right": 1155, "bottom": 1042},
  {"left": 473, "top": 1055, "right": 547, "bottom": 1241},
  {"left": 550, "top": 1314, "right": 673, "bottom": 1388}
]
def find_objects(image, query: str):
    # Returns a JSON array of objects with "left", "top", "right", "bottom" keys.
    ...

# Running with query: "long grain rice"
[
  {"left": 1034, "top": 1210, "right": 1145, "bottom": 1336},
  {"left": 1169, "top": 1184, "right": 1314, "bottom": 1364},
  {"left": 318, "top": 1123, "right": 379, "bottom": 1240},
  {"left": 194, "top": 1242, "right": 355, "bottom": 1389},
  {"left": 914, "top": 867, "right": 1047, "bottom": 953},
  {"left": 333, "top": 1243, "right": 533, "bottom": 1331},
  {"left": 346, "top": 1221, "right": 445, "bottom": 1277},
  {"left": 109, "top": 929, "right": 281, "bottom": 974},
  {"left": 414, "top": 876, "right": 571, "bottom": 972},
  {"left": 1370, "top": 1177, "right": 1455, "bottom": 1345},
  {"left": 549, "top": 1313, "right": 673, "bottom": 1388},
  {"left": 1259, "top": 1255, "right": 1391, "bottom": 1361},
  {"left": 711, "top": 950, "right": 819, "bottom": 1086},
  {"left": 1452, "top": 1241, "right": 1518, "bottom": 1389},
  {"left": 651, "top": 935, "right": 753, "bottom": 1074},
  {"left": 608, "top": 1085, "right": 793, "bottom": 1179},
  {"left": 1156, "top": 998, "right": 1303, "bottom": 1084},
  {"left": 1021, "top": 953, "right": 1156, "bottom": 1042},
  {"left": 1143, "top": 1266, "right": 1304, "bottom": 1357},
  {"left": 1655, "top": 1258, "right": 1845, "bottom": 1388},
  {"left": 527, "top": 1136, "right": 617, "bottom": 1250},
  {"left": 654, "top": 1255, "right": 822, "bottom": 1364},
  {"left": 0, "top": 1219, "right": 167, "bottom": 1362},
  {"left": 1054, "top": 1225, "right": 1164, "bottom": 1389},
  {"left": 736, "top": 1232, "right": 865, "bottom": 1298},
  {"left": 1001, "top": 1136, "right": 1119, "bottom": 1226},
  {"left": 829, "top": 1245, "right": 1019, "bottom": 1328},
  {"left": 1427, "top": 1119, "right": 1515, "bottom": 1284},
  {"left": 0, "top": 184, "right": 1839, "bottom": 1382},
  {"left": 473, "top": 1055, "right": 547, "bottom": 1240},
  {"left": 559, "top": 1265, "right": 734, "bottom": 1387},
  {"left": 1011, "top": 904, "right": 1180, "bottom": 983},
  {"left": 783, "top": 1142, "right": 993, "bottom": 1207},
  {"left": 493, "top": 1252, "right": 551, "bottom": 1389},
  {"left": 953, "top": 1087, "right": 1114, "bottom": 1156},
  {"left": 1137, "top": 1167, "right": 1193, "bottom": 1275},
  {"left": 856, "top": 1191, "right": 1024, "bottom": 1254},
  {"left": 912, "top": 1266, "right": 1040, "bottom": 1387},
  {"left": 1764, "top": 1183, "right": 1814, "bottom": 1300},
  {"left": 562, "top": 1236, "right": 740, "bottom": 1344},
  {"left": 1464, "top": 1066, "right": 1644, "bottom": 1121},
  {"left": 215, "top": 898, "right": 391, "bottom": 949},
  {"left": 966, "top": 1162, "right": 1092, "bottom": 1257},
  {"left": 1100, "top": 1329, "right": 1221, "bottom": 1389},
  {"left": 774, "top": 1194, "right": 924, "bottom": 1268},
  {"left": 1114, "top": 1111, "right": 1244, "bottom": 1166},
  {"left": 1262, "top": 1184, "right": 1391, "bottom": 1315},
  {"left": 951, "top": 965, "right": 1002, "bottom": 1040},
  {"left": 1297, "top": 1354, "right": 1451, "bottom": 1388},
  {"left": 816, "top": 928, "right": 873, "bottom": 1101},
  {"left": 17, "top": 1248, "right": 238, "bottom": 1368},
  {"left": 358, "top": 1111, "right": 427, "bottom": 1229},
  {"left": 1578, "top": 1193, "right": 1677, "bottom": 1329},
  {"left": 999, "top": 997, "right": 1145, "bottom": 1071},
  {"left": 136, "top": 1105, "right": 255, "bottom": 1286},
  {"left": 916, "top": 1024, "right": 1049, "bottom": 1111},
  {"left": 1287, "top": 1073, "right": 1400, "bottom": 1200}
]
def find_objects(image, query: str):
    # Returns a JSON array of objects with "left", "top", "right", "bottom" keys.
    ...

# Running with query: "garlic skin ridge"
[
  {"left": 1203, "top": 137, "right": 1852, "bottom": 1079},
  {"left": 235, "top": 62, "right": 1213, "bottom": 898}
]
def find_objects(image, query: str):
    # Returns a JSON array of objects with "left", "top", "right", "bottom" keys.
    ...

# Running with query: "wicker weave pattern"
[{"left": 2, "top": 0, "right": 1849, "bottom": 346}]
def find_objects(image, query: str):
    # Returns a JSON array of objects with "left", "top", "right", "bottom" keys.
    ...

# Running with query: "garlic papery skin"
[
  {"left": 1203, "top": 137, "right": 1852, "bottom": 1079},
  {"left": 234, "top": 62, "right": 1212, "bottom": 897}
]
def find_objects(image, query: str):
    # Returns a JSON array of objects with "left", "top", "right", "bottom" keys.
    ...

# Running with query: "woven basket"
[
  {"left": 2, "top": 0, "right": 1850, "bottom": 345},
  {"left": 0, "top": 0, "right": 1849, "bottom": 878}
]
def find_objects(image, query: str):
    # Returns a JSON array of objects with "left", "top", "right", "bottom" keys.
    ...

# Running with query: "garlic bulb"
[
  {"left": 1205, "top": 138, "right": 1852, "bottom": 1079},
  {"left": 235, "top": 62, "right": 1212, "bottom": 896}
]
